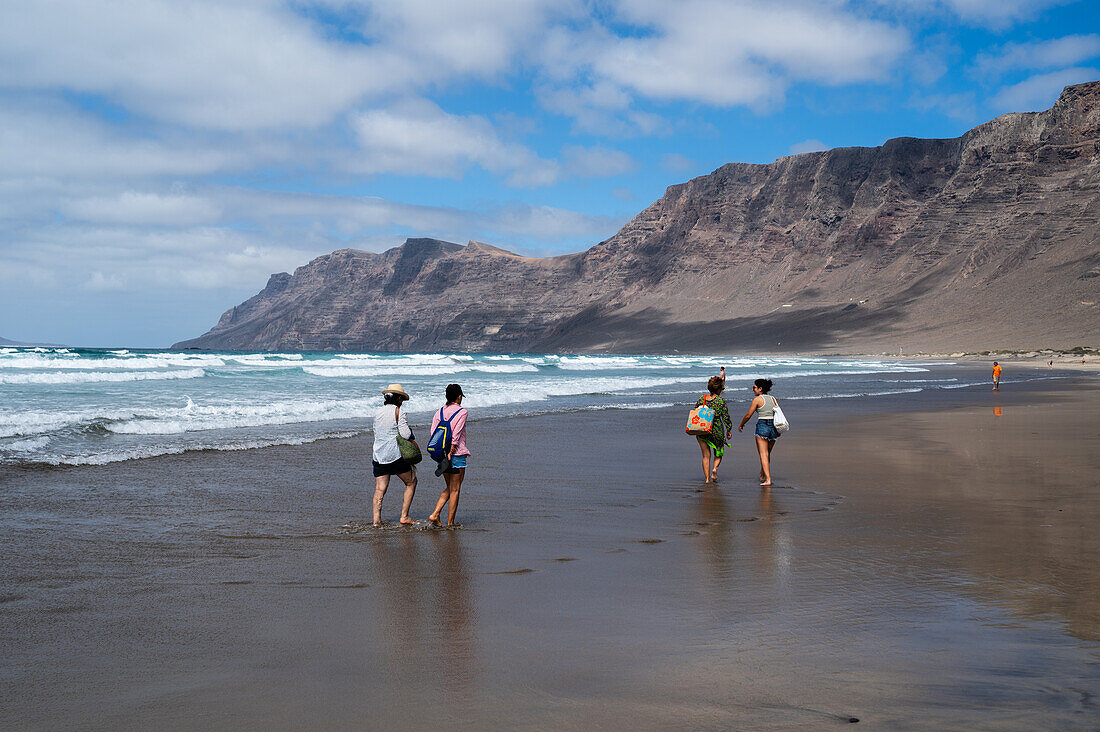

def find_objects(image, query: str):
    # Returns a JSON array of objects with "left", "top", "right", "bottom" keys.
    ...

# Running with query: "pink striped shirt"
[{"left": 430, "top": 404, "right": 469, "bottom": 457}]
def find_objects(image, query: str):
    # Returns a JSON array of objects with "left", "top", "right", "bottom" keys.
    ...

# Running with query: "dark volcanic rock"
[{"left": 176, "top": 82, "right": 1100, "bottom": 354}]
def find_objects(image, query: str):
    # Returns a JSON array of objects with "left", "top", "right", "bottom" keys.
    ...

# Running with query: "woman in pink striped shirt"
[{"left": 428, "top": 383, "right": 470, "bottom": 527}]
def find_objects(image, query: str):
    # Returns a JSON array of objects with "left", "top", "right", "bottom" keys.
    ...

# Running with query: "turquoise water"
[{"left": 1, "top": 347, "right": 973, "bottom": 466}]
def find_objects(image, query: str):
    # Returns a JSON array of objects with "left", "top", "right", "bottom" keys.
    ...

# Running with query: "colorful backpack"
[{"left": 426, "top": 406, "right": 461, "bottom": 461}]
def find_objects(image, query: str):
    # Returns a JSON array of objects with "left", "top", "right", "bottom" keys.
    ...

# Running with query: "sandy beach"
[{"left": 2, "top": 366, "right": 1098, "bottom": 729}]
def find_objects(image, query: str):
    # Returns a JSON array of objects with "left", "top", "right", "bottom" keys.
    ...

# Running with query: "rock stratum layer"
[{"left": 177, "top": 82, "right": 1100, "bottom": 354}]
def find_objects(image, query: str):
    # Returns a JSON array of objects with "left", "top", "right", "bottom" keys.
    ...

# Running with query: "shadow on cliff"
[
  {"left": 529, "top": 265, "right": 956, "bottom": 353},
  {"left": 526, "top": 291, "right": 934, "bottom": 354}
]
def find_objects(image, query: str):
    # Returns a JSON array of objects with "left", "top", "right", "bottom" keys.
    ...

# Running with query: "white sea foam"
[
  {"left": 786, "top": 388, "right": 925, "bottom": 400},
  {"left": 4, "top": 436, "right": 51, "bottom": 452},
  {"left": 0, "top": 354, "right": 226, "bottom": 369},
  {"left": 104, "top": 396, "right": 379, "bottom": 434},
  {"left": 302, "top": 362, "right": 538, "bottom": 377},
  {"left": 23, "top": 430, "right": 362, "bottom": 466},
  {"left": 0, "top": 368, "right": 205, "bottom": 385}
]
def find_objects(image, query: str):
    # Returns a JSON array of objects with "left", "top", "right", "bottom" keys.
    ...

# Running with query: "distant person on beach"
[
  {"left": 695, "top": 376, "right": 732, "bottom": 483},
  {"left": 992, "top": 361, "right": 1002, "bottom": 391},
  {"left": 738, "top": 378, "right": 780, "bottom": 487},
  {"left": 429, "top": 384, "right": 469, "bottom": 527},
  {"left": 718, "top": 366, "right": 726, "bottom": 384},
  {"left": 372, "top": 384, "right": 418, "bottom": 526}
]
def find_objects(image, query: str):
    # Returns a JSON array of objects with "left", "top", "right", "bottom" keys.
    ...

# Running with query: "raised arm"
[{"left": 738, "top": 396, "right": 764, "bottom": 432}]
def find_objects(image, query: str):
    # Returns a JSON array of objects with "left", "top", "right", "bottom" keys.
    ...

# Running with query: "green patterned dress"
[{"left": 695, "top": 394, "right": 732, "bottom": 457}]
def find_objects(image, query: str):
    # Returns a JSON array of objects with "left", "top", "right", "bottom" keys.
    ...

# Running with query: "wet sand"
[{"left": 2, "top": 369, "right": 1099, "bottom": 728}]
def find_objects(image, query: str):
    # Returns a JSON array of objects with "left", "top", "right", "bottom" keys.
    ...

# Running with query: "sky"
[{"left": 2, "top": 0, "right": 1099, "bottom": 347}]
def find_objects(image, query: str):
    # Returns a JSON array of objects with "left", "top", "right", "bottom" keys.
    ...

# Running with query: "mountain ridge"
[{"left": 175, "top": 81, "right": 1100, "bottom": 354}]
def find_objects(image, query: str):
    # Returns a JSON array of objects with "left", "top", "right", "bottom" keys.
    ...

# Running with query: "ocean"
[{"left": 0, "top": 347, "right": 1012, "bottom": 467}]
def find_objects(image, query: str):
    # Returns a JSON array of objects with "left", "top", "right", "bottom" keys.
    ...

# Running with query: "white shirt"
[{"left": 372, "top": 404, "right": 412, "bottom": 464}]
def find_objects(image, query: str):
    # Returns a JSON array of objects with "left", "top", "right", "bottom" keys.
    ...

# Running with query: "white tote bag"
[{"left": 772, "top": 399, "right": 790, "bottom": 434}]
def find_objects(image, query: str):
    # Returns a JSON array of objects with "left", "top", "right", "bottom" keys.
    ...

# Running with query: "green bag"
[
  {"left": 393, "top": 406, "right": 422, "bottom": 464},
  {"left": 397, "top": 434, "right": 422, "bottom": 465}
]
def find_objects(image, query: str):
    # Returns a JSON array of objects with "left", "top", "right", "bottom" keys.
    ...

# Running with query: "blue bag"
[{"left": 426, "top": 406, "right": 459, "bottom": 461}]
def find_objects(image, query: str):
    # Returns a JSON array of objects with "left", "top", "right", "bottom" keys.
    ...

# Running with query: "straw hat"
[{"left": 382, "top": 383, "right": 409, "bottom": 399}]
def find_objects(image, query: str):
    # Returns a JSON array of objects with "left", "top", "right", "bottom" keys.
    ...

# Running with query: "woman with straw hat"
[{"left": 372, "top": 383, "right": 418, "bottom": 526}]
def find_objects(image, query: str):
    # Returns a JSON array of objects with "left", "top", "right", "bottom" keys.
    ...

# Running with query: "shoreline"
[
  {"left": 3, "top": 359, "right": 1093, "bottom": 473},
  {"left": 2, "top": 369, "right": 1098, "bottom": 728}
]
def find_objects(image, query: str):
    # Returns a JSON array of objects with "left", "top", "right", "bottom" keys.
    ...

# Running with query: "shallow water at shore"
[{"left": 1, "top": 370, "right": 1098, "bottom": 728}]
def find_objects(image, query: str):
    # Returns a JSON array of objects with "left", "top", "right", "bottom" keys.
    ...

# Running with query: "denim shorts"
[
  {"left": 445, "top": 455, "right": 468, "bottom": 472},
  {"left": 755, "top": 419, "right": 780, "bottom": 440}
]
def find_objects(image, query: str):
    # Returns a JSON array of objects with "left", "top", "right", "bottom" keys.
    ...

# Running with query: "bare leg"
[
  {"left": 373, "top": 474, "right": 390, "bottom": 525},
  {"left": 756, "top": 435, "right": 772, "bottom": 486},
  {"left": 429, "top": 484, "right": 448, "bottom": 526},
  {"left": 446, "top": 469, "right": 465, "bottom": 526},
  {"left": 711, "top": 450, "right": 722, "bottom": 482},
  {"left": 397, "top": 469, "right": 417, "bottom": 524},
  {"left": 697, "top": 437, "right": 713, "bottom": 481}
]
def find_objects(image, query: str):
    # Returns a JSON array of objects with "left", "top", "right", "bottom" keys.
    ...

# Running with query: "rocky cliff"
[{"left": 176, "top": 82, "right": 1100, "bottom": 354}]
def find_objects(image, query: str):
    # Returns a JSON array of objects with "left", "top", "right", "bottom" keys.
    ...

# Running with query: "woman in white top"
[
  {"left": 372, "top": 383, "right": 418, "bottom": 526},
  {"left": 738, "top": 378, "right": 781, "bottom": 487}
]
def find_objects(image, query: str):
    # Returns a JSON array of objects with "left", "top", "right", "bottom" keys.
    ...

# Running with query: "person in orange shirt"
[{"left": 992, "top": 361, "right": 1002, "bottom": 391}]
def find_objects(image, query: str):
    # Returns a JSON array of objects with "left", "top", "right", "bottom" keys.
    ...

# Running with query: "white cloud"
[
  {"left": 561, "top": 145, "right": 638, "bottom": 177},
  {"left": 788, "top": 139, "right": 827, "bottom": 155},
  {"left": 991, "top": 67, "right": 1100, "bottom": 112},
  {"left": 349, "top": 99, "right": 560, "bottom": 186},
  {"left": 62, "top": 191, "right": 221, "bottom": 226},
  {"left": 0, "top": 1, "right": 404, "bottom": 131},
  {"left": 973, "top": 35, "right": 1100, "bottom": 78},
  {"left": 0, "top": 101, "right": 244, "bottom": 179},
  {"left": 660, "top": 154, "right": 697, "bottom": 173},
  {"left": 909, "top": 92, "right": 978, "bottom": 121},
  {"left": 876, "top": 0, "right": 1072, "bottom": 29},
  {"left": 84, "top": 272, "right": 128, "bottom": 292},
  {"left": 0, "top": 0, "right": 580, "bottom": 132},
  {"left": 940, "top": 0, "right": 1071, "bottom": 28},
  {"left": 533, "top": 0, "right": 909, "bottom": 130},
  {"left": 595, "top": 1, "right": 907, "bottom": 104}
]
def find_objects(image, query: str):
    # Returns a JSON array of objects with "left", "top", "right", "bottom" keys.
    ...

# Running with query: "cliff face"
[{"left": 176, "top": 82, "right": 1100, "bottom": 354}]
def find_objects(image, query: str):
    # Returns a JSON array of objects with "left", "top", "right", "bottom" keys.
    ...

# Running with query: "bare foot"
[
  {"left": 760, "top": 481, "right": 772, "bottom": 487},
  {"left": 399, "top": 517, "right": 418, "bottom": 526},
  {"left": 446, "top": 522, "right": 461, "bottom": 528},
  {"left": 428, "top": 517, "right": 442, "bottom": 527},
  {"left": 372, "top": 521, "right": 382, "bottom": 527}
]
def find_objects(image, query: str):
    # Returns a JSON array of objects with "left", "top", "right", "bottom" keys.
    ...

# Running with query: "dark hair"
[
  {"left": 754, "top": 378, "right": 773, "bottom": 393},
  {"left": 707, "top": 376, "right": 724, "bottom": 394},
  {"left": 383, "top": 392, "right": 405, "bottom": 406},
  {"left": 446, "top": 383, "right": 464, "bottom": 404}
]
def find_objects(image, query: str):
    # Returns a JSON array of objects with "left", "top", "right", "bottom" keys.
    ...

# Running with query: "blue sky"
[{"left": 1, "top": 0, "right": 1098, "bottom": 347}]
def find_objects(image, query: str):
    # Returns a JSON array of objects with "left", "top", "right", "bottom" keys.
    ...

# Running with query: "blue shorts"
[
  {"left": 445, "top": 455, "right": 468, "bottom": 472},
  {"left": 755, "top": 419, "right": 780, "bottom": 440}
]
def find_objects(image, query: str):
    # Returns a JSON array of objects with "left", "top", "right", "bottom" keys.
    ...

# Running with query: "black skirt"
[{"left": 372, "top": 457, "right": 412, "bottom": 477}]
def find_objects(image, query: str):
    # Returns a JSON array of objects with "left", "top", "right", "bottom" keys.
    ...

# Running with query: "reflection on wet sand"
[
  {"left": 790, "top": 392, "right": 1100, "bottom": 641},
  {"left": 426, "top": 530, "right": 478, "bottom": 697},
  {"left": 366, "top": 528, "right": 479, "bottom": 704},
  {"left": 371, "top": 532, "right": 429, "bottom": 678},
  {"left": 692, "top": 485, "right": 791, "bottom": 590}
]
